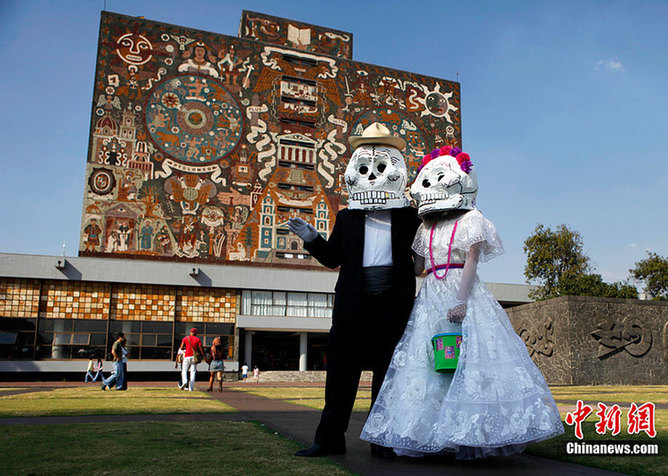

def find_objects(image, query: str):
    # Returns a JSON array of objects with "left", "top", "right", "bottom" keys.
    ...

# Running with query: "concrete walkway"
[
  {"left": 0, "top": 382, "right": 625, "bottom": 475},
  {"left": 210, "top": 388, "right": 624, "bottom": 476}
]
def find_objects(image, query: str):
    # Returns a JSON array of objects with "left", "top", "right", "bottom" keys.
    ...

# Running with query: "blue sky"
[{"left": 1, "top": 0, "right": 666, "bottom": 286}]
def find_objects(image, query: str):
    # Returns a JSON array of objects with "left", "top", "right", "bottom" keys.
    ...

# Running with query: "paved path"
[
  {"left": 0, "top": 382, "right": 625, "bottom": 475},
  {"left": 210, "top": 388, "right": 623, "bottom": 476}
]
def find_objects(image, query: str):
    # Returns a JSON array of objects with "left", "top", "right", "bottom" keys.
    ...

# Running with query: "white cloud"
[{"left": 596, "top": 57, "right": 625, "bottom": 72}]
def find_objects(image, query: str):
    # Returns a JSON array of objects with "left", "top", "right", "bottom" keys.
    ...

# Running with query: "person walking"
[
  {"left": 241, "top": 363, "right": 249, "bottom": 382},
  {"left": 84, "top": 357, "right": 98, "bottom": 382},
  {"left": 207, "top": 336, "right": 225, "bottom": 392},
  {"left": 253, "top": 365, "right": 260, "bottom": 382},
  {"left": 179, "top": 327, "right": 207, "bottom": 392},
  {"left": 101, "top": 333, "right": 126, "bottom": 391},
  {"left": 175, "top": 347, "right": 186, "bottom": 389}
]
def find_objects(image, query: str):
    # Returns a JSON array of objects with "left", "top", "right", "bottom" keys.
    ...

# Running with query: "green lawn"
[
  {"left": 550, "top": 385, "right": 668, "bottom": 405},
  {"left": 0, "top": 383, "right": 664, "bottom": 476},
  {"left": 0, "top": 421, "right": 353, "bottom": 475},
  {"left": 0, "top": 387, "right": 236, "bottom": 417}
]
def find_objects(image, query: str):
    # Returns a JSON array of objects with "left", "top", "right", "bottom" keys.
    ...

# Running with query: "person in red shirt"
[{"left": 178, "top": 328, "right": 207, "bottom": 391}]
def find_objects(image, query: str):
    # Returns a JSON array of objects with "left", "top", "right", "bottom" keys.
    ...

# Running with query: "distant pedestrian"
[
  {"left": 116, "top": 339, "right": 128, "bottom": 390},
  {"left": 253, "top": 366, "right": 260, "bottom": 382},
  {"left": 241, "top": 363, "right": 249, "bottom": 382},
  {"left": 84, "top": 357, "right": 102, "bottom": 382},
  {"left": 179, "top": 327, "right": 207, "bottom": 392},
  {"left": 101, "top": 333, "right": 126, "bottom": 391},
  {"left": 207, "top": 336, "right": 225, "bottom": 392},
  {"left": 175, "top": 347, "right": 186, "bottom": 389}
]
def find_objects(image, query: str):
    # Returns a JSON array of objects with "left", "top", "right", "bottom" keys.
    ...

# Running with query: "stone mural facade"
[
  {"left": 506, "top": 296, "right": 668, "bottom": 385},
  {"left": 79, "top": 11, "right": 461, "bottom": 267}
]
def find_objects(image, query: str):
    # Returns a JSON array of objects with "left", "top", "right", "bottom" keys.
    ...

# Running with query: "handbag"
[{"left": 188, "top": 336, "right": 203, "bottom": 364}]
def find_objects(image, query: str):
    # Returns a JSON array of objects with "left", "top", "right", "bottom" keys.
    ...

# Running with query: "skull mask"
[
  {"left": 344, "top": 145, "right": 410, "bottom": 210},
  {"left": 410, "top": 152, "right": 478, "bottom": 217}
]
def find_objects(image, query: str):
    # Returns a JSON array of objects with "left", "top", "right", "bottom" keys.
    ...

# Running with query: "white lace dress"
[{"left": 360, "top": 210, "right": 564, "bottom": 459}]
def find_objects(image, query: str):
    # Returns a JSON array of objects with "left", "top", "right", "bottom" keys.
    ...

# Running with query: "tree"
[
  {"left": 630, "top": 251, "right": 668, "bottom": 300},
  {"left": 523, "top": 224, "right": 591, "bottom": 300},
  {"left": 556, "top": 274, "right": 638, "bottom": 299}
]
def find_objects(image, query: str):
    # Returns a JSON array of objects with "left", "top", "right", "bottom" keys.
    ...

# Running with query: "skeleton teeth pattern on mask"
[
  {"left": 418, "top": 192, "right": 449, "bottom": 205},
  {"left": 352, "top": 190, "right": 399, "bottom": 205}
]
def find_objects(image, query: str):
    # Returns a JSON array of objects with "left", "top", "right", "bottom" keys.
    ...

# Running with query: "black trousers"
[{"left": 314, "top": 290, "right": 405, "bottom": 448}]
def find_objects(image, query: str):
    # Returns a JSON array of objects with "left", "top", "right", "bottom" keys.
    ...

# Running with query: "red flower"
[
  {"left": 421, "top": 154, "right": 432, "bottom": 167},
  {"left": 439, "top": 145, "right": 452, "bottom": 156},
  {"left": 456, "top": 152, "right": 470, "bottom": 164}
]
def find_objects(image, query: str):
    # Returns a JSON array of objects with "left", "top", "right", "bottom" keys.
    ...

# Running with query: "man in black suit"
[{"left": 289, "top": 123, "right": 420, "bottom": 458}]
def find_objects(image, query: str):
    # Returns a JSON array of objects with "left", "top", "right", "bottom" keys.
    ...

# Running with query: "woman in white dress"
[{"left": 360, "top": 146, "right": 563, "bottom": 459}]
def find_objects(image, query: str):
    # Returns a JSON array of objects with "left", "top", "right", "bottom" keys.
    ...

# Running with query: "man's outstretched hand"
[{"left": 288, "top": 217, "right": 318, "bottom": 243}]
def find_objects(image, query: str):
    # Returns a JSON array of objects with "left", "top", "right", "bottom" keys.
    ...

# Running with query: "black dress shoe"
[
  {"left": 370, "top": 443, "right": 396, "bottom": 459},
  {"left": 295, "top": 443, "right": 346, "bottom": 457}
]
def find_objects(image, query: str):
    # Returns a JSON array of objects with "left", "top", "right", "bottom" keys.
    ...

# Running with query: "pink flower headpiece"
[{"left": 419, "top": 145, "right": 473, "bottom": 174}]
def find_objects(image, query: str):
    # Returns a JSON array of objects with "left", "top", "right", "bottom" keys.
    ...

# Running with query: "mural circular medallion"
[
  {"left": 89, "top": 168, "right": 116, "bottom": 195},
  {"left": 146, "top": 74, "right": 243, "bottom": 165}
]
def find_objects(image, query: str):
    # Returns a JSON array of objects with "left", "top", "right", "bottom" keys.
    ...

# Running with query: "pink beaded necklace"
[{"left": 429, "top": 220, "right": 458, "bottom": 280}]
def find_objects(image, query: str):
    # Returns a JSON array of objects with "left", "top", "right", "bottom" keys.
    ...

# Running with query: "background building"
[{"left": 0, "top": 11, "right": 531, "bottom": 378}]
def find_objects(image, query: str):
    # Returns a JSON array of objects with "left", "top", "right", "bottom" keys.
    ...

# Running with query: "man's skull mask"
[
  {"left": 344, "top": 145, "right": 410, "bottom": 210},
  {"left": 411, "top": 153, "right": 478, "bottom": 217}
]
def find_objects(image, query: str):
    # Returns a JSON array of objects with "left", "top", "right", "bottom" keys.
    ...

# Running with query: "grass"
[
  {"left": 232, "top": 385, "right": 372, "bottom": 412},
  {"left": 549, "top": 385, "right": 668, "bottom": 405},
  {"left": 0, "top": 383, "right": 664, "bottom": 475},
  {"left": 0, "top": 421, "right": 353, "bottom": 475},
  {"left": 0, "top": 387, "right": 236, "bottom": 417}
]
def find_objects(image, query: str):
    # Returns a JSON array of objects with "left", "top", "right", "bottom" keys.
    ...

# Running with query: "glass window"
[
  {"left": 53, "top": 333, "right": 71, "bottom": 345},
  {"left": 142, "top": 334, "right": 157, "bottom": 346},
  {"left": 287, "top": 292, "right": 308, "bottom": 317},
  {"left": 0, "top": 332, "right": 18, "bottom": 345},
  {"left": 241, "top": 290, "right": 252, "bottom": 314},
  {"left": 71, "top": 333, "right": 91, "bottom": 345},
  {"left": 142, "top": 322, "right": 171, "bottom": 333},
  {"left": 157, "top": 334, "right": 172, "bottom": 346},
  {"left": 73, "top": 320, "right": 107, "bottom": 332}
]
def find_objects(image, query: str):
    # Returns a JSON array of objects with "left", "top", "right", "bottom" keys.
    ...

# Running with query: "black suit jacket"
[{"left": 304, "top": 207, "right": 421, "bottom": 351}]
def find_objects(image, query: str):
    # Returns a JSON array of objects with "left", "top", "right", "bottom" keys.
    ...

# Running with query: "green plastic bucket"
[{"left": 431, "top": 332, "right": 462, "bottom": 373}]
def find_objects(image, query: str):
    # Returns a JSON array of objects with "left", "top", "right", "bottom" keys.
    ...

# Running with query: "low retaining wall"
[
  {"left": 506, "top": 296, "right": 668, "bottom": 385},
  {"left": 249, "top": 370, "right": 373, "bottom": 383}
]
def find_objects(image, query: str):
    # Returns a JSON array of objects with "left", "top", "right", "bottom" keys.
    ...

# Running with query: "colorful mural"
[{"left": 80, "top": 11, "right": 461, "bottom": 267}]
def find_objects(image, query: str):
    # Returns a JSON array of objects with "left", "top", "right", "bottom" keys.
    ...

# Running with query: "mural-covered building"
[
  {"left": 80, "top": 10, "right": 462, "bottom": 267},
  {"left": 0, "top": 11, "right": 531, "bottom": 377}
]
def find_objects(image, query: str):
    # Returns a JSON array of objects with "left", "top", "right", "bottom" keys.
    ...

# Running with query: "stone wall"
[
  {"left": 506, "top": 296, "right": 668, "bottom": 385},
  {"left": 243, "top": 370, "right": 373, "bottom": 383}
]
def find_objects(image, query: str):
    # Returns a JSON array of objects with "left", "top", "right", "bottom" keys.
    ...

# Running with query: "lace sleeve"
[
  {"left": 454, "top": 209, "right": 504, "bottom": 262},
  {"left": 412, "top": 210, "right": 504, "bottom": 263}
]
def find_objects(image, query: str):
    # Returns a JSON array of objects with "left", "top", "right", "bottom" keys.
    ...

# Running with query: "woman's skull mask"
[
  {"left": 344, "top": 145, "right": 410, "bottom": 210},
  {"left": 410, "top": 155, "right": 478, "bottom": 217}
]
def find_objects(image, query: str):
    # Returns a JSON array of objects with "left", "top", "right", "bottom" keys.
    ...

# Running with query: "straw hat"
[{"left": 349, "top": 122, "right": 406, "bottom": 151}]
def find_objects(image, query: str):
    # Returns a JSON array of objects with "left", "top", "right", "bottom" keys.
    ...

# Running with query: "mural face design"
[
  {"left": 116, "top": 33, "right": 154, "bottom": 65},
  {"left": 80, "top": 11, "right": 461, "bottom": 267}
]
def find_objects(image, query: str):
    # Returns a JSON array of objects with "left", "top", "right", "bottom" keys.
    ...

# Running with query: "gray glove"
[
  {"left": 447, "top": 300, "right": 467, "bottom": 323},
  {"left": 288, "top": 217, "right": 318, "bottom": 243}
]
